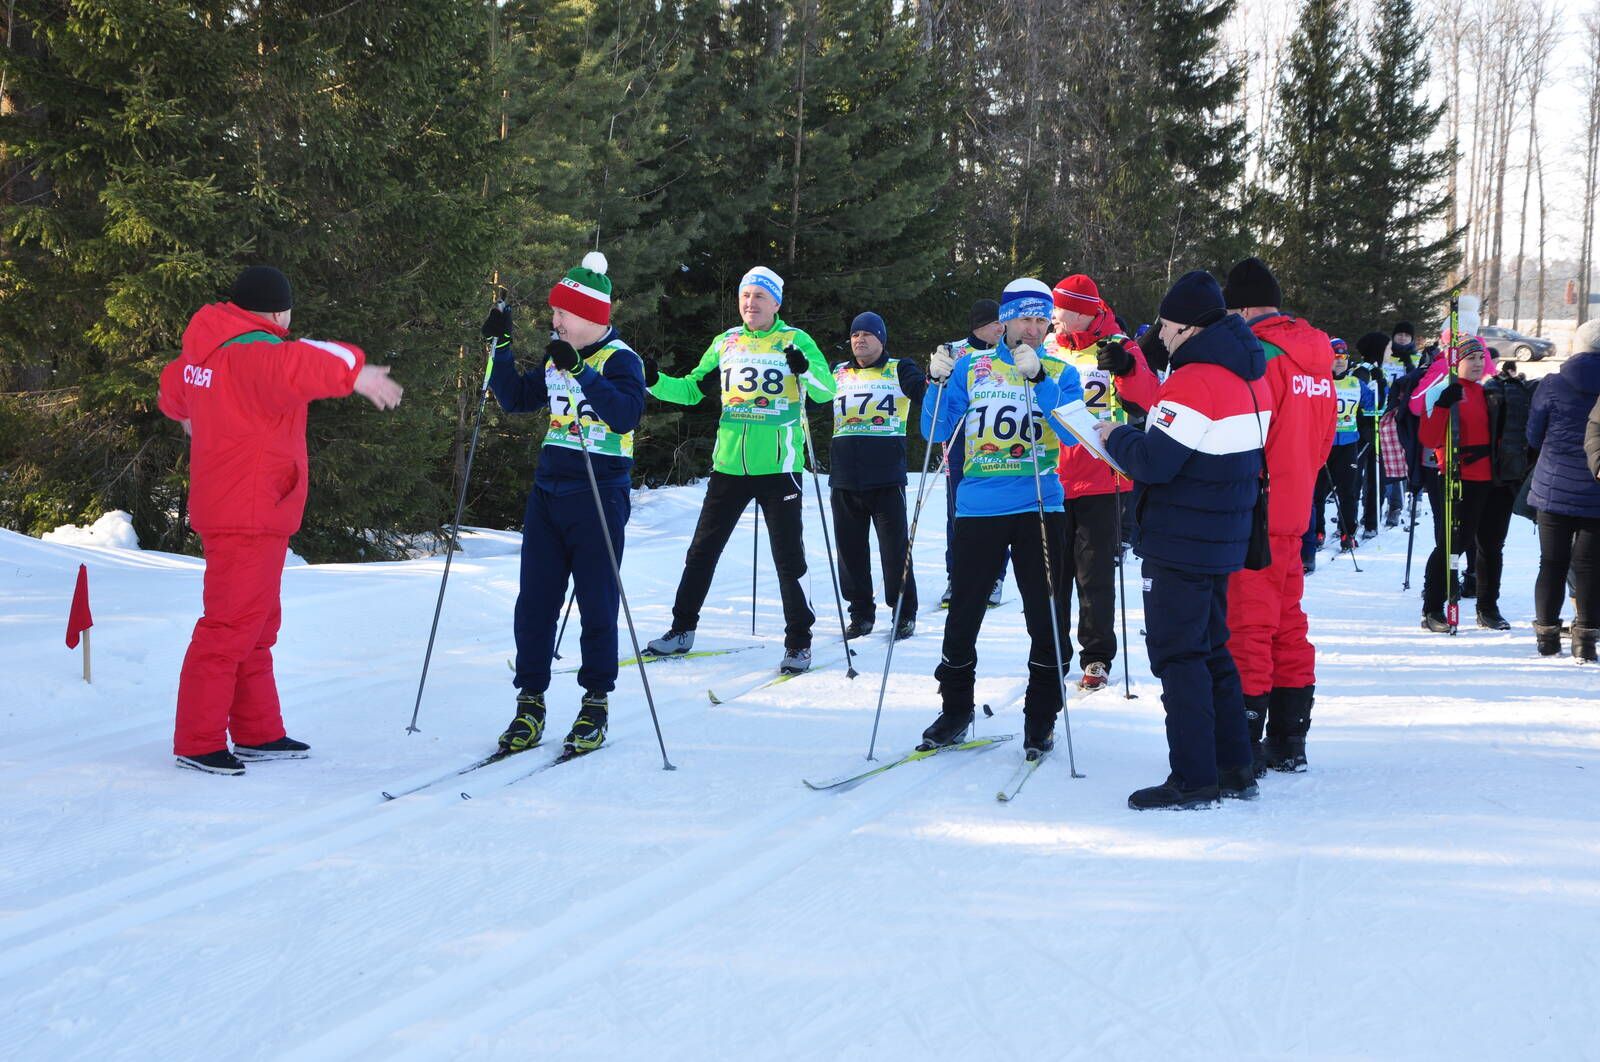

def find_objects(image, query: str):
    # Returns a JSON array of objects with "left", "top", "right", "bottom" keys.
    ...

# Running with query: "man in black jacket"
[{"left": 829, "top": 311, "right": 929, "bottom": 639}]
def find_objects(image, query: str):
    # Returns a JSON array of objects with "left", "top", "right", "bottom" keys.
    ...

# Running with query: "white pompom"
[{"left": 582, "top": 251, "right": 609, "bottom": 275}]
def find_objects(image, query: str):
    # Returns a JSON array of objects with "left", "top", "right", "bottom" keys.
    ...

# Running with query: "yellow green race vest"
[
  {"left": 1333, "top": 373, "right": 1362, "bottom": 434},
  {"left": 962, "top": 353, "right": 1058, "bottom": 478},
  {"left": 831, "top": 360, "right": 909, "bottom": 437},
  {"left": 1043, "top": 333, "right": 1133, "bottom": 425},
  {"left": 714, "top": 327, "right": 804, "bottom": 428},
  {"left": 543, "top": 341, "right": 635, "bottom": 458}
]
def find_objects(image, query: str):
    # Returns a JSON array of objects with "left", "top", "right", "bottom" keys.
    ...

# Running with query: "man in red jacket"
[
  {"left": 158, "top": 266, "right": 403, "bottom": 775},
  {"left": 1222, "top": 258, "right": 1335, "bottom": 774},
  {"left": 1044, "top": 274, "right": 1160, "bottom": 690}
]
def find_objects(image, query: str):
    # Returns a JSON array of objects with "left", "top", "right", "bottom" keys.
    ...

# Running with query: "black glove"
[
  {"left": 1096, "top": 338, "right": 1135, "bottom": 376},
  {"left": 642, "top": 354, "right": 660, "bottom": 387},
  {"left": 547, "top": 338, "right": 580, "bottom": 374},
  {"left": 481, "top": 302, "right": 512, "bottom": 348},
  {"left": 783, "top": 344, "right": 809, "bottom": 375},
  {"left": 1436, "top": 380, "right": 1463, "bottom": 409}
]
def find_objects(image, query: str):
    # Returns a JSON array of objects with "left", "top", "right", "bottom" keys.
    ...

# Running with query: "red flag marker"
[{"left": 66, "top": 564, "right": 93, "bottom": 682}]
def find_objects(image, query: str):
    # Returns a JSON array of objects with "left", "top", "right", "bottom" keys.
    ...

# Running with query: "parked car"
[{"left": 1478, "top": 324, "right": 1556, "bottom": 361}]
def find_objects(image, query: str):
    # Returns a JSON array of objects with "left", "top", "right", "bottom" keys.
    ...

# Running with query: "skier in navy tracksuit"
[
  {"left": 1099, "top": 271, "right": 1272, "bottom": 810},
  {"left": 483, "top": 252, "right": 646, "bottom": 755}
]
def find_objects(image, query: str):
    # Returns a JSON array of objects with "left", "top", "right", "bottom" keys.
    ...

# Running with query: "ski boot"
[
  {"left": 645, "top": 628, "right": 694, "bottom": 657},
  {"left": 176, "top": 749, "right": 246, "bottom": 776},
  {"left": 894, "top": 617, "right": 916, "bottom": 641},
  {"left": 563, "top": 693, "right": 608, "bottom": 752},
  {"left": 844, "top": 618, "right": 875, "bottom": 639},
  {"left": 1384, "top": 507, "right": 1401, "bottom": 528},
  {"left": 1420, "top": 612, "right": 1453, "bottom": 633},
  {"left": 1460, "top": 572, "right": 1477, "bottom": 599},
  {"left": 940, "top": 580, "right": 952, "bottom": 609},
  {"left": 1574, "top": 626, "right": 1598, "bottom": 664},
  {"left": 1337, "top": 532, "right": 1357, "bottom": 553},
  {"left": 1360, "top": 528, "right": 1379, "bottom": 542},
  {"left": 1128, "top": 774, "right": 1221, "bottom": 810},
  {"left": 987, "top": 577, "right": 1004, "bottom": 608},
  {"left": 919, "top": 705, "right": 974, "bottom": 749},
  {"left": 779, "top": 646, "right": 812, "bottom": 675},
  {"left": 1476, "top": 608, "right": 1511, "bottom": 631},
  {"left": 1533, "top": 622, "right": 1562, "bottom": 657},
  {"left": 234, "top": 736, "right": 310, "bottom": 761},
  {"left": 498, "top": 690, "right": 546, "bottom": 753},
  {"left": 1076, "top": 661, "right": 1110, "bottom": 692},
  {"left": 1023, "top": 712, "right": 1056, "bottom": 758}
]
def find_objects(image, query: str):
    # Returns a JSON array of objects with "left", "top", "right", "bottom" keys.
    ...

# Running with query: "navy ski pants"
[
  {"left": 513, "top": 483, "right": 629, "bottom": 696},
  {"left": 1141, "top": 560, "right": 1252, "bottom": 788}
]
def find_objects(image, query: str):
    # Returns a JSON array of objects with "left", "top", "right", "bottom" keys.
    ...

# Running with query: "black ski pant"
[
  {"left": 1057, "top": 492, "right": 1119, "bottom": 668},
  {"left": 1535, "top": 511, "right": 1600, "bottom": 627},
  {"left": 671, "top": 470, "right": 814, "bottom": 650},
  {"left": 832, "top": 484, "right": 917, "bottom": 624},
  {"left": 1473, "top": 483, "right": 1516, "bottom": 614},
  {"left": 1142, "top": 560, "right": 1251, "bottom": 788},
  {"left": 1308, "top": 441, "right": 1361, "bottom": 544},
  {"left": 1422, "top": 477, "right": 1490, "bottom": 615},
  {"left": 937, "top": 511, "right": 1069, "bottom": 727}
]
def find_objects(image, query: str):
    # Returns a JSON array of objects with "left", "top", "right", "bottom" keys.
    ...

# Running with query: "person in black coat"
[
  {"left": 1527, "top": 320, "right": 1600, "bottom": 660},
  {"left": 826, "top": 311, "right": 928, "bottom": 640}
]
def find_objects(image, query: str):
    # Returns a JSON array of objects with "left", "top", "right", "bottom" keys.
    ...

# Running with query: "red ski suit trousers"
[
  {"left": 174, "top": 532, "right": 290, "bottom": 756},
  {"left": 1226, "top": 533, "right": 1316, "bottom": 697}
]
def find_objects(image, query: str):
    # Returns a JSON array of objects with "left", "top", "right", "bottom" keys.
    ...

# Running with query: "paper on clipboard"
[{"left": 1053, "top": 399, "right": 1130, "bottom": 477}]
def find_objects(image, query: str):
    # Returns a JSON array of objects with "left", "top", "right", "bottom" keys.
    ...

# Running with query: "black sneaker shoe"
[
  {"left": 1023, "top": 713, "right": 1056, "bottom": 755},
  {"left": 233, "top": 736, "right": 310, "bottom": 761},
  {"left": 894, "top": 617, "right": 916, "bottom": 641},
  {"left": 1217, "top": 764, "right": 1259, "bottom": 800},
  {"left": 1476, "top": 608, "right": 1511, "bottom": 631},
  {"left": 564, "top": 693, "right": 608, "bottom": 752},
  {"left": 1421, "top": 612, "right": 1453, "bottom": 633},
  {"left": 176, "top": 749, "right": 246, "bottom": 775},
  {"left": 498, "top": 691, "right": 546, "bottom": 753},
  {"left": 1262, "top": 735, "right": 1307, "bottom": 772},
  {"left": 919, "top": 706, "right": 974, "bottom": 749},
  {"left": 844, "top": 618, "right": 875, "bottom": 639},
  {"left": 1533, "top": 622, "right": 1562, "bottom": 656},
  {"left": 1128, "top": 774, "right": 1221, "bottom": 810}
]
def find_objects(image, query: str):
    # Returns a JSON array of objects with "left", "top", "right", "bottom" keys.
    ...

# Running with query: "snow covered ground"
[{"left": 2, "top": 477, "right": 1597, "bottom": 1060}]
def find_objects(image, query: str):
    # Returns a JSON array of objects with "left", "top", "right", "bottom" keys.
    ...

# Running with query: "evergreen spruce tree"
[
  {"left": 1348, "top": 0, "right": 1459, "bottom": 332},
  {"left": 1259, "top": 0, "right": 1370, "bottom": 337}
]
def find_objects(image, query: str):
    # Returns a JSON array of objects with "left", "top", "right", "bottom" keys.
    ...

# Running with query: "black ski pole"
[
  {"left": 1023, "top": 371, "right": 1082, "bottom": 777},
  {"left": 866, "top": 367, "right": 949, "bottom": 761},
  {"left": 552, "top": 589, "right": 576, "bottom": 660},
  {"left": 1401, "top": 482, "right": 1421, "bottom": 589},
  {"left": 408, "top": 319, "right": 499, "bottom": 734},
  {"left": 791, "top": 351, "right": 858, "bottom": 679},
  {"left": 1112, "top": 469, "right": 1136, "bottom": 700},
  {"left": 559, "top": 358, "right": 675, "bottom": 771}
]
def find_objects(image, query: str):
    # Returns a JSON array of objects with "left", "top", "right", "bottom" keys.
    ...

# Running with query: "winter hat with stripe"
[
  {"left": 999, "top": 278, "right": 1053, "bottom": 322},
  {"left": 549, "top": 251, "right": 612, "bottom": 325},
  {"left": 740, "top": 266, "right": 784, "bottom": 305},
  {"left": 1052, "top": 274, "right": 1103, "bottom": 316}
]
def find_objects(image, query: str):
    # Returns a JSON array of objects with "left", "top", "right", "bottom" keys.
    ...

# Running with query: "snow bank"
[{"left": 40, "top": 510, "right": 141, "bottom": 550}]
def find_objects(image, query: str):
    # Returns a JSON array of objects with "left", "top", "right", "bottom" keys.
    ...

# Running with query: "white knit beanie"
[{"left": 1574, "top": 318, "right": 1600, "bottom": 354}]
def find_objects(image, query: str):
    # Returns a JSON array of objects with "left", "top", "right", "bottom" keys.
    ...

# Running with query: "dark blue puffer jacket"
[
  {"left": 1527, "top": 351, "right": 1600, "bottom": 518},
  {"left": 1105, "top": 313, "right": 1270, "bottom": 574}
]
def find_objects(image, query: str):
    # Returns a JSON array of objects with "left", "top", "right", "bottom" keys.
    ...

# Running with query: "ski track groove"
[{"left": 293, "top": 732, "right": 1008, "bottom": 1060}]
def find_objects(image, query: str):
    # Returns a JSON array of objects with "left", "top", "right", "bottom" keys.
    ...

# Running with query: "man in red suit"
[
  {"left": 1222, "top": 258, "right": 1335, "bottom": 775},
  {"left": 158, "top": 266, "right": 404, "bottom": 775}
]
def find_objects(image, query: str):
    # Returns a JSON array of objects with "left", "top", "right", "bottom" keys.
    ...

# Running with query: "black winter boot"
[
  {"left": 1263, "top": 685, "right": 1313, "bottom": 772},
  {"left": 1128, "top": 774, "right": 1221, "bottom": 810},
  {"left": 1533, "top": 622, "right": 1562, "bottom": 657},
  {"left": 1574, "top": 626, "right": 1598, "bottom": 664},
  {"left": 1217, "top": 765, "right": 1260, "bottom": 800},
  {"left": 920, "top": 704, "right": 974, "bottom": 749},
  {"left": 1243, "top": 692, "right": 1269, "bottom": 779}
]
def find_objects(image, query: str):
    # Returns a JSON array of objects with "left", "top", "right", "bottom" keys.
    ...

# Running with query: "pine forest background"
[{"left": 2, "top": 0, "right": 1595, "bottom": 560}]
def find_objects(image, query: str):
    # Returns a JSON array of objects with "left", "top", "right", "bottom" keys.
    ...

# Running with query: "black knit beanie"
[
  {"left": 1222, "top": 257, "right": 1282, "bottom": 310},
  {"left": 229, "top": 266, "right": 294, "bottom": 314}
]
